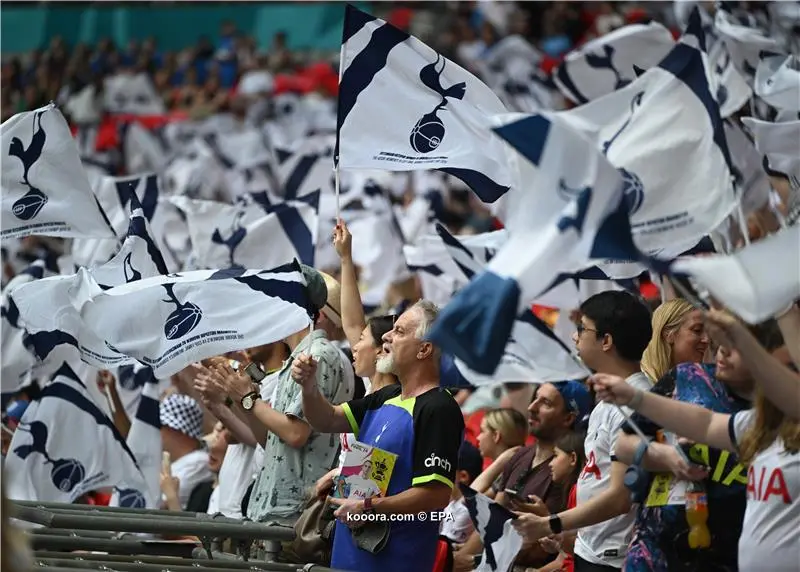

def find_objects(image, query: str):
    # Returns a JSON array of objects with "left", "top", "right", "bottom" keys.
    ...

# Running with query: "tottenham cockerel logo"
[
  {"left": 161, "top": 283, "right": 202, "bottom": 340},
  {"left": 409, "top": 55, "right": 466, "bottom": 154},
  {"left": 9, "top": 108, "right": 48, "bottom": 221},
  {"left": 14, "top": 420, "right": 86, "bottom": 492}
]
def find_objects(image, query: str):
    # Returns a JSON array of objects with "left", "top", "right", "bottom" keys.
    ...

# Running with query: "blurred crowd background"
[{"left": 1, "top": 1, "right": 683, "bottom": 124}]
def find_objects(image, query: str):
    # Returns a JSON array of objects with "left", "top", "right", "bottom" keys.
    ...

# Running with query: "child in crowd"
[
  {"left": 539, "top": 430, "right": 587, "bottom": 572},
  {"left": 440, "top": 441, "right": 484, "bottom": 544}
]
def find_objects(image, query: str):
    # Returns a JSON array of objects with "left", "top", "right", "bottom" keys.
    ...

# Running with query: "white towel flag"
[
  {"left": 5, "top": 362, "right": 148, "bottom": 505},
  {"left": 336, "top": 4, "right": 511, "bottom": 203},
  {"left": 1, "top": 104, "right": 115, "bottom": 239}
]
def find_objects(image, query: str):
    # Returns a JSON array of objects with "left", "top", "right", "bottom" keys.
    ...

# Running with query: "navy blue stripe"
[
  {"left": 2, "top": 298, "right": 21, "bottom": 328},
  {"left": 342, "top": 3, "right": 378, "bottom": 45},
  {"left": 115, "top": 175, "right": 159, "bottom": 222},
  {"left": 20, "top": 263, "right": 45, "bottom": 280},
  {"left": 24, "top": 330, "right": 81, "bottom": 361},
  {"left": 335, "top": 19, "right": 409, "bottom": 162},
  {"left": 127, "top": 216, "right": 169, "bottom": 276},
  {"left": 135, "top": 394, "right": 160, "bottom": 429},
  {"left": 492, "top": 114, "right": 552, "bottom": 167},
  {"left": 271, "top": 204, "right": 316, "bottom": 265},
  {"left": 517, "top": 308, "right": 575, "bottom": 356},
  {"left": 438, "top": 168, "right": 510, "bottom": 204},
  {"left": 406, "top": 263, "right": 443, "bottom": 277},
  {"left": 436, "top": 222, "right": 477, "bottom": 279},
  {"left": 232, "top": 275, "right": 312, "bottom": 315},
  {"left": 283, "top": 154, "right": 319, "bottom": 200},
  {"left": 658, "top": 13, "right": 734, "bottom": 176},
  {"left": 41, "top": 365, "right": 140, "bottom": 469},
  {"left": 555, "top": 62, "right": 589, "bottom": 104}
]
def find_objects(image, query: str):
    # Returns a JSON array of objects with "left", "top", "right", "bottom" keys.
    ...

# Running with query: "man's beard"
[{"left": 376, "top": 354, "right": 394, "bottom": 374}]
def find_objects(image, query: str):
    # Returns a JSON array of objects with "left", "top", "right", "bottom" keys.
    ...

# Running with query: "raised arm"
[
  {"left": 590, "top": 373, "right": 735, "bottom": 452},
  {"left": 333, "top": 220, "right": 367, "bottom": 348},
  {"left": 706, "top": 309, "right": 800, "bottom": 420},
  {"left": 293, "top": 354, "right": 353, "bottom": 434}
]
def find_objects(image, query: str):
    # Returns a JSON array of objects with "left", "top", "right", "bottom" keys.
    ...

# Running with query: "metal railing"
[{"left": 11, "top": 500, "right": 348, "bottom": 572}]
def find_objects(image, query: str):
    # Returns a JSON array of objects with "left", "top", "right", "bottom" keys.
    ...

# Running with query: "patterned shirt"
[
  {"left": 621, "top": 364, "right": 750, "bottom": 572},
  {"left": 247, "top": 330, "right": 350, "bottom": 521}
]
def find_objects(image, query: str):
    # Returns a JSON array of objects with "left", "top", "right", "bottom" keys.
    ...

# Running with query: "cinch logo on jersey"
[{"left": 424, "top": 452, "right": 452, "bottom": 473}]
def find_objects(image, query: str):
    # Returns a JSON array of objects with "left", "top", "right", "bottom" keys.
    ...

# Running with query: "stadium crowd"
[{"left": 2, "top": 2, "right": 799, "bottom": 572}]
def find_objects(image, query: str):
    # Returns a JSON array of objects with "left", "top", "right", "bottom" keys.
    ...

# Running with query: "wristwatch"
[
  {"left": 363, "top": 496, "right": 375, "bottom": 515},
  {"left": 548, "top": 514, "right": 563, "bottom": 534},
  {"left": 240, "top": 391, "right": 260, "bottom": 411}
]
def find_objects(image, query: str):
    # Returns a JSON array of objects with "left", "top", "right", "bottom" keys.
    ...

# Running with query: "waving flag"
[
  {"left": 460, "top": 484, "right": 523, "bottom": 572},
  {"left": 170, "top": 193, "right": 319, "bottom": 269},
  {"left": 110, "top": 373, "right": 162, "bottom": 508},
  {"left": 714, "top": 8, "right": 781, "bottom": 86},
  {"left": 1, "top": 261, "right": 52, "bottom": 395},
  {"left": 78, "top": 262, "right": 312, "bottom": 377},
  {"left": 428, "top": 110, "right": 646, "bottom": 374},
  {"left": 478, "top": 35, "right": 558, "bottom": 113},
  {"left": 336, "top": 4, "right": 511, "bottom": 203},
  {"left": 5, "top": 362, "right": 148, "bottom": 505},
  {"left": 554, "top": 22, "right": 675, "bottom": 104},
  {"left": 754, "top": 55, "right": 800, "bottom": 113},
  {"left": 672, "top": 225, "right": 800, "bottom": 324},
  {"left": 741, "top": 117, "right": 800, "bottom": 184},
  {"left": 558, "top": 8, "right": 737, "bottom": 255},
  {"left": 433, "top": 224, "right": 587, "bottom": 384},
  {"left": 1, "top": 104, "right": 115, "bottom": 240},
  {"left": 724, "top": 119, "right": 771, "bottom": 216},
  {"left": 10, "top": 194, "right": 168, "bottom": 370}
]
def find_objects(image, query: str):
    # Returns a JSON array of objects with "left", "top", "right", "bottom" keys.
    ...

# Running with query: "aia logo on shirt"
[
  {"left": 747, "top": 465, "right": 792, "bottom": 504},
  {"left": 580, "top": 451, "right": 601, "bottom": 480}
]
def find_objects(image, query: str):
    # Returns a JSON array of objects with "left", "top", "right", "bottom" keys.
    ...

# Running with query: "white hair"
[
  {"left": 412, "top": 299, "right": 439, "bottom": 339},
  {"left": 376, "top": 354, "right": 394, "bottom": 374}
]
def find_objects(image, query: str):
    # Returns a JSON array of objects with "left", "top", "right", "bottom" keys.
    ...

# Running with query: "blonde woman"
[
  {"left": 590, "top": 309, "right": 800, "bottom": 572},
  {"left": 470, "top": 408, "right": 528, "bottom": 493},
  {"left": 641, "top": 299, "right": 710, "bottom": 382}
]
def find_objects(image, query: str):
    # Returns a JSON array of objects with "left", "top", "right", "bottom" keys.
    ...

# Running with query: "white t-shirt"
[
  {"left": 214, "top": 443, "right": 257, "bottom": 519},
  {"left": 730, "top": 409, "right": 800, "bottom": 572},
  {"left": 575, "top": 371, "right": 651, "bottom": 568},
  {"left": 440, "top": 497, "right": 474, "bottom": 544},
  {"left": 171, "top": 449, "right": 214, "bottom": 510}
]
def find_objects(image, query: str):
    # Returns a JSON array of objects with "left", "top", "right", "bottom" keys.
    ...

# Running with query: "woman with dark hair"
[{"left": 312, "top": 220, "right": 399, "bottom": 497}]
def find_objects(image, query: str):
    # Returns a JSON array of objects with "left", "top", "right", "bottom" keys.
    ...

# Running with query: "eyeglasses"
[{"left": 576, "top": 323, "right": 598, "bottom": 336}]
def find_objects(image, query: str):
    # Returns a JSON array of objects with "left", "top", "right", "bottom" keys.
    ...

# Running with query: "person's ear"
[
  {"left": 456, "top": 469, "right": 470, "bottom": 484},
  {"left": 601, "top": 332, "right": 614, "bottom": 353},
  {"left": 563, "top": 410, "right": 577, "bottom": 429},
  {"left": 417, "top": 341, "right": 433, "bottom": 360},
  {"left": 568, "top": 451, "right": 578, "bottom": 469}
]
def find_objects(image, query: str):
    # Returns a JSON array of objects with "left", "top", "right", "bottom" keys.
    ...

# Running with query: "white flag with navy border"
[
  {"left": 1, "top": 104, "right": 115, "bottom": 240},
  {"left": 553, "top": 21, "right": 675, "bottom": 105},
  {"left": 336, "top": 4, "right": 511, "bottom": 203},
  {"left": 10, "top": 196, "right": 168, "bottom": 371},
  {"left": 558, "top": 9, "right": 737, "bottom": 255},
  {"left": 672, "top": 225, "right": 800, "bottom": 324},
  {"left": 460, "top": 484, "right": 523, "bottom": 572},
  {"left": 4, "top": 362, "right": 148, "bottom": 505},
  {"left": 78, "top": 262, "right": 312, "bottom": 378}
]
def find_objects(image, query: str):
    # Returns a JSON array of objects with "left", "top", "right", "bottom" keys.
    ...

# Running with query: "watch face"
[{"left": 242, "top": 395, "right": 254, "bottom": 410}]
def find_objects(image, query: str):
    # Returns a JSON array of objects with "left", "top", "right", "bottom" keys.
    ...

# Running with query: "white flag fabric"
[
  {"left": 1, "top": 104, "right": 115, "bottom": 240},
  {"left": 714, "top": 8, "right": 781, "bottom": 85},
  {"left": 741, "top": 118, "right": 800, "bottom": 184},
  {"left": 170, "top": 193, "right": 319, "bottom": 269},
  {"left": 724, "top": 119, "right": 771, "bottom": 216},
  {"left": 429, "top": 111, "right": 643, "bottom": 373},
  {"left": 754, "top": 54, "right": 800, "bottom": 113},
  {"left": 110, "top": 372, "right": 162, "bottom": 508},
  {"left": 672, "top": 225, "right": 800, "bottom": 324},
  {"left": 5, "top": 362, "right": 148, "bottom": 505},
  {"left": 460, "top": 484, "right": 523, "bottom": 572},
  {"left": 558, "top": 9, "right": 737, "bottom": 255},
  {"left": 336, "top": 4, "right": 511, "bottom": 203},
  {"left": 553, "top": 22, "right": 675, "bottom": 104},
  {"left": 1, "top": 261, "right": 52, "bottom": 395},
  {"left": 477, "top": 35, "right": 557, "bottom": 113},
  {"left": 434, "top": 224, "right": 588, "bottom": 384},
  {"left": 78, "top": 262, "right": 312, "bottom": 377},
  {"left": 10, "top": 198, "right": 168, "bottom": 370}
]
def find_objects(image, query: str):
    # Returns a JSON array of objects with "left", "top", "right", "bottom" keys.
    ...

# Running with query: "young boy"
[{"left": 441, "top": 441, "right": 484, "bottom": 543}]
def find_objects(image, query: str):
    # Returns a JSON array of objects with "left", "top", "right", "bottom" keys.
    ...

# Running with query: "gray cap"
[{"left": 300, "top": 264, "right": 328, "bottom": 314}]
